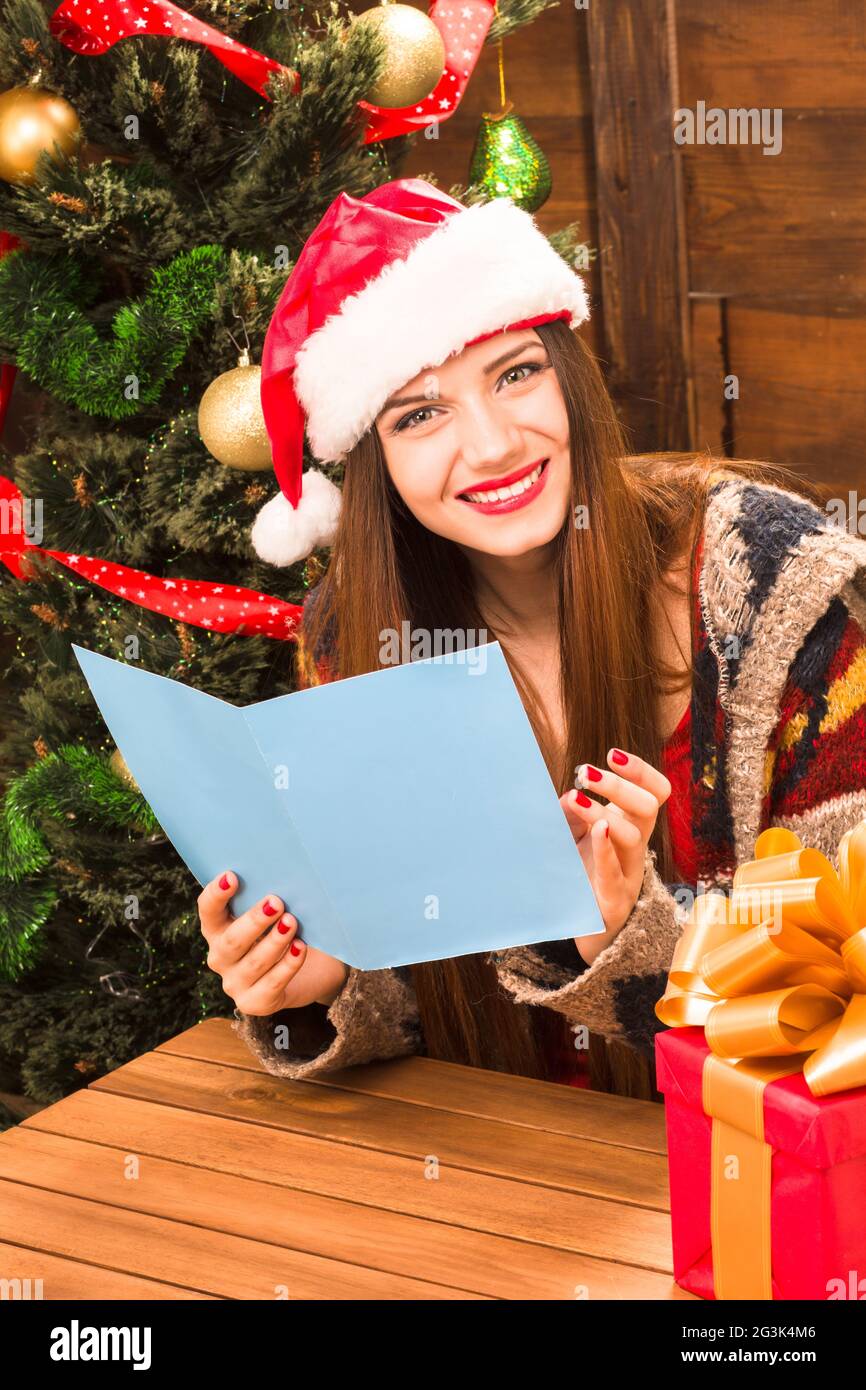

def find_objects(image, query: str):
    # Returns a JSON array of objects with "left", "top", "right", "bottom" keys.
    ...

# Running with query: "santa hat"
[{"left": 252, "top": 177, "right": 591, "bottom": 567}]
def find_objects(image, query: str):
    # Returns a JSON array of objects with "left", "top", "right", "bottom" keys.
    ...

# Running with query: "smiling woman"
[{"left": 223, "top": 178, "right": 866, "bottom": 1102}]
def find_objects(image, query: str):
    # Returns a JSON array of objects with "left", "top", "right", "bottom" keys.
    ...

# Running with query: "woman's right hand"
[{"left": 198, "top": 872, "right": 349, "bottom": 1016}]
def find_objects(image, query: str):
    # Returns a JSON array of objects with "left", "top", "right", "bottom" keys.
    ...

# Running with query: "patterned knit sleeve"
[
  {"left": 231, "top": 964, "right": 424, "bottom": 1082},
  {"left": 762, "top": 596, "right": 866, "bottom": 852},
  {"left": 491, "top": 848, "right": 690, "bottom": 1056}
]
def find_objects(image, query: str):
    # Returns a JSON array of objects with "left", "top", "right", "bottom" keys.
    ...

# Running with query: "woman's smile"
[{"left": 456, "top": 458, "right": 550, "bottom": 514}]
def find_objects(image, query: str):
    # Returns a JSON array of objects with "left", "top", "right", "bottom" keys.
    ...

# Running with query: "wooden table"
[{"left": 0, "top": 1018, "right": 695, "bottom": 1300}]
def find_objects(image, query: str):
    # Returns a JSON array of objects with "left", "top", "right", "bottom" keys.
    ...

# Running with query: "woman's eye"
[
  {"left": 394, "top": 406, "right": 436, "bottom": 433},
  {"left": 501, "top": 361, "right": 544, "bottom": 386},
  {"left": 392, "top": 359, "right": 546, "bottom": 433}
]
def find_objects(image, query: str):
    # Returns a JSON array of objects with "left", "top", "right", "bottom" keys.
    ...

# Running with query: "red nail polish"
[
  {"left": 611, "top": 749, "right": 628, "bottom": 765},
  {"left": 219, "top": 874, "right": 231, "bottom": 891},
  {"left": 262, "top": 899, "right": 278, "bottom": 916},
  {"left": 575, "top": 790, "right": 592, "bottom": 808},
  {"left": 584, "top": 764, "right": 603, "bottom": 782},
  {"left": 605, "top": 824, "right": 610, "bottom": 838},
  {"left": 290, "top": 942, "right": 302, "bottom": 956},
  {"left": 278, "top": 919, "right": 291, "bottom": 935}
]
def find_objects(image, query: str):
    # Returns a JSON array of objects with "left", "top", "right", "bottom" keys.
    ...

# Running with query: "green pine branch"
[
  {"left": 488, "top": 0, "right": 564, "bottom": 44},
  {"left": 0, "top": 878, "right": 57, "bottom": 984},
  {"left": 0, "top": 744, "right": 160, "bottom": 982},
  {"left": 0, "top": 742, "right": 159, "bottom": 886},
  {"left": 0, "top": 243, "right": 229, "bottom": 416}
]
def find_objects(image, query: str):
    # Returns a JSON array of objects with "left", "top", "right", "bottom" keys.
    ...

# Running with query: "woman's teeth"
[{"left": 463, "top": 461, "right": 545, "bottom": 504}]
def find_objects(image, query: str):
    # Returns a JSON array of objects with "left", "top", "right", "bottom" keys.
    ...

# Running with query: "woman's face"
[{"left": 374, "top": 328, "right": 572, "bottom": 558}]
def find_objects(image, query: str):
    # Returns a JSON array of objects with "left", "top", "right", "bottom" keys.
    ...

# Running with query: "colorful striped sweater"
[{"left": 232, "top": 473, "right": 866, "bottom": 1085}]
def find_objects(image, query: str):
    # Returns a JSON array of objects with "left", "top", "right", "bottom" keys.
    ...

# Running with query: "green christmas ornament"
[{"left": 468, "top": 102, "right": 551, "bottom": 212}]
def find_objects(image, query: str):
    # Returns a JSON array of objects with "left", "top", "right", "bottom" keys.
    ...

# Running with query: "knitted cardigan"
[{"left": 232, "top": 474, "right": 866, "bottom": 1080}]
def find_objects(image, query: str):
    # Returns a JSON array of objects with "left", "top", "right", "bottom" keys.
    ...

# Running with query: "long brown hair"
[{"left": 300, "top": 317, "right": 826, "bottom": 1098}]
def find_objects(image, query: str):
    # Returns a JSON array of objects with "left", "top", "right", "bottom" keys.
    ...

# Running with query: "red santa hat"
[{"left": 252, "top": 177, "right": 591, "bottom": 567}]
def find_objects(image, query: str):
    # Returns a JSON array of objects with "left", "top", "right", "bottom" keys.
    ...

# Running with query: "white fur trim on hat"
[
  {"left": 250, "top": 468, "right": 342, "bottom": 567},
  {"left": 293, "top": 196, "right": 590, "bottom": 464}
]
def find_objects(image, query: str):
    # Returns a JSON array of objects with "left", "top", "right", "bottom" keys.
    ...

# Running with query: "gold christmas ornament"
[
  {"left": 109, "top": 746, "right": 139, "bottom": 792},
  {"left": 197, "top": 350, "right": 273, "bottom": 471},
  {"left": 0, "top": 84, "right": 83, "bottom": 185},
  {"left": 354, "top": 3, "right": 445, "bottom": 109}
]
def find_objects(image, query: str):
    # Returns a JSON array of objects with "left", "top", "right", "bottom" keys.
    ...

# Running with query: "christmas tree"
[{"left": 0, "top": 0, "right": 580, "bottom": 1127}]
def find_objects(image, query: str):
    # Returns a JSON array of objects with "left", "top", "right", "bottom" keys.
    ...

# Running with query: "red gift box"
[{"left": 655, "top": 1026, "right": 866, "bottom": 1300}]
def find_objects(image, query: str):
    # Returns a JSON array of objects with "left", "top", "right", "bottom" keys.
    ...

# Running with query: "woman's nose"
[{"left": 457, "top": 404, "right": 523, "bottom": 469}]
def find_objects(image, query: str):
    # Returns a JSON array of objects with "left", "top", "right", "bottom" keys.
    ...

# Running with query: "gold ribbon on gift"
[{"left": 655, "top": 819, "right": 866, "bottom": 1299}]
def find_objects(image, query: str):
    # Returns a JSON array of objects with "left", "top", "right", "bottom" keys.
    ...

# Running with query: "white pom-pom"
[{"left": 250, "top": 468, "right": 342, "bottom": 567}]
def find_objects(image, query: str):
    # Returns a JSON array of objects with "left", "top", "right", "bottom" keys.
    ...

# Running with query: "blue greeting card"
[{"left": 71, "top": 640, "right": 606, "bottom": 969}]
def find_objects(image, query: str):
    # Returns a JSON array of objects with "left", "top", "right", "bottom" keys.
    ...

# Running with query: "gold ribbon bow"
[{"left": 655, "top": 819, "right": 866, "bottom": 1298}]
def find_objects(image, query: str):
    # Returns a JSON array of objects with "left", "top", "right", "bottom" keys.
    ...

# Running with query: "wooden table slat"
[
  {"left": 0, "top": 1179, "right": 484, "bottom": 1300},
  {"left": 0, "top": 1120, "right": 688, "bottom": 1299},
  {"left": 86, "top": 1051, "right": 671, "bottom": 1210},
  {"left": 0, "top": 1241, "right": 219, "bottom": 1300},
  {"left": 161, "top": 1019, "right": 668, "bottom": 1154}
]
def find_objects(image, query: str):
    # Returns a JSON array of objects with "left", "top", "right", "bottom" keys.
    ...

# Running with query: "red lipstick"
[
  {"left": 457, "top": 459, "right": 549, "bottom": 515},
  {"left": 457, "top": 458, "right": 547, "bottom": 497}
]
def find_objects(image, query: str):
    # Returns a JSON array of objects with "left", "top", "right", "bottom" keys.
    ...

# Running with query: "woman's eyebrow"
[{"left": 376, "top": 338, "right": 544, "bottom": 417}]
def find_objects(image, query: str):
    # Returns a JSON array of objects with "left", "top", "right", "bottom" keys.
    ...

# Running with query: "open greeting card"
[{"left": 72, "top": 640, "right": 605, "bottom": 970}]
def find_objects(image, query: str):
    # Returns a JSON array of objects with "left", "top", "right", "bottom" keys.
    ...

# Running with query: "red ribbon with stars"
[
  {"left": 48, "top": 0, "right": 496, "bottom": 142},
  {"left": 49, "top": 0, "right": 293, "bottom": 101},
  {"left": 0, "top": 474, "right": 303, "bottom": 640}
]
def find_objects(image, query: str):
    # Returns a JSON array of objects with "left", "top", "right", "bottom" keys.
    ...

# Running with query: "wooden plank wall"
[
  {"left": 585, "top": 0, "right": 693, "bottom": 456},
  {"left": 394, "top": 0, "right": 864, "bottom": 495},
  {"left": 678, "top": 1, "right": 865, "bottom": 493}
]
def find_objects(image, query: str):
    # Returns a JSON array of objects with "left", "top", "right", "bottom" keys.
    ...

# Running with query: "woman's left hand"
[{"left": 559, "top": 748, "right": 672, "bottom": 957}]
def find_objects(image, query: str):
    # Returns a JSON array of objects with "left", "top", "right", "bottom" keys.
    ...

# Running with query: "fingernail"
[
  {"left": 219, "top": 874, "right": 232, "bottom": 891},
  {"left": 611, "top": 749, "right": 628, "bottom": 765},
  {"left": 290, "top": 941, "right": 302, "bottom": 956},
  {"left": 604, "top": 823, "right": 610, "bottom": 838},
  {"left": 575, "top": 790, "right": 592, "bottom": 808},
  {"left": 277, "top": 915, "right": 292, "bottom": 935},
  {"left": 262, "top": 899, "right": 278, "bottom": 916},
  {"left": 583, "top": 764, "right": 603, "bottom": 782}
]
